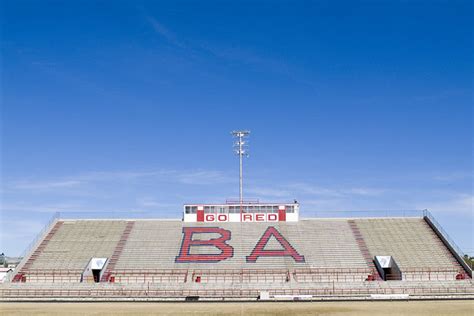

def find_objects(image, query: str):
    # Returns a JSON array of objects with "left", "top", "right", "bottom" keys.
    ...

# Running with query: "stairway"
[
  {"left": 100, "top": 221, "right": 135, "bottom": 282},
  {"left": 12, "top": 221, "right": 64, "bottom": 282}
]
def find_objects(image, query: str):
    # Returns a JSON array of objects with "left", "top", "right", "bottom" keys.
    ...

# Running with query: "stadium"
[
  {"left": 2, "top": 1, "right": 472, "bottom": 314},
  {"left": 0, "top": 132, "right": 473, "bottom": 307},
  {"left": 1, "top": 132, "right": 473, "bottom": 305},
  {"left": 1, "top": 197, "right": 473, "bottom": 302}
]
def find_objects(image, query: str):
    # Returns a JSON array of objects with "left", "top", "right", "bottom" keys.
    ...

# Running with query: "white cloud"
[
  {"left": 284, "top": 183, "right": 387, "bottom": 197},
  {"left": 174, "top": 170, "right": 233, "bottom": 185},
  {"left": 12, "top": 180, "right": 82, "bottom": 190},
  {"left": 0, "top": 202, "right": 89, "bottom": 213},
  {"left": 417, "top": 194, "right": 474, "bottom": 215},
  {"left": 433, "top": 171, "right": 472, "bottom": 182},
  {"left": 346, "top": 187, "right": 387, "bottom": 196},
  {"left": 246, "top": 187, "right": 292, "bottom": 198},
  {"left": 146, "top": 16, "right": 186, "bottom": 48},
  {"left": 135, "top": 197, "right": 177, "bottom": 209},
  {"left": 5, "top": 169, "right": 232, "bottom": 191}
]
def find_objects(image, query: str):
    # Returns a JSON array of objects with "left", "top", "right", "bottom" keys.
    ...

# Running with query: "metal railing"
[
  {"left": 192, "top": 269, "right": 290, "bottom": 283},
  {"left": 12, "top": 267, "right": 470, "bottom": 284},
  {"left": 302, "top": 210, "right": 424, "bottom": 219},
  {"left": 423, "top": 210, "right": 468, "bottom": 263},
  {"left": 19, "top": 212, "right": 59, "bottom": 259},
  {"left": 111, "top": 269, "right": 188, "bottom": 284},
  {"left": 11, "top": 269, "right": 83, "bottom": 283},
  {"left": 56, "top": 211, "right": 177, "bottom": 220},
  {"left": 386, "top": 267, "right": 462, "bottom": 281},
  {"left": 293, "top": 268, "right": 374, "bottom": 283},
  {"left": 52, "top": 209, "right": 426, "bottom": 220},
  {"left": 1, "top": 286, "right": 473, "bottom": 299}
]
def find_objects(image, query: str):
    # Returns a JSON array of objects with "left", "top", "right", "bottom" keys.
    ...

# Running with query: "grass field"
[{"left": 1, "top": 300, "right": 473, "bottom": 316}]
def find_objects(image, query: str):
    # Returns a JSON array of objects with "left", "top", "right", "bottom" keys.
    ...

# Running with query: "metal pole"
[
  {"left": 232, "top": 130, "right": 250, "bottom": 221},
  {"left": 239, "top": 137, "right": 243, "bottom": 207}
]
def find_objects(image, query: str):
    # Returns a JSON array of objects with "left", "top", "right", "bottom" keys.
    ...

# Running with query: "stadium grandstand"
[
  {"left": 0, "top": 203, "right": 472, "bottom": 301},
  {"left": 1, "top": 132, "right": 472, "bottom": 301}
]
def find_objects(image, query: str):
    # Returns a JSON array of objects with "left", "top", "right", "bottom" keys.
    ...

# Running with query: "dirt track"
[{"left": 1, "top": 300, "right": 473, "bottom": 315}]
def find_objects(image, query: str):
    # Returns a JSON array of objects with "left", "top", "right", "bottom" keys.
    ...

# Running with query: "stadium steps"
[
  {"left": 354, "top": 218, "right": 464, "bottom": 280},
  {"left": 12, "top": 221, "right": 64, "bottom": 282},
  {"left": 100, "top": 221, "right": 135, "bottom": 282},
  {"left": 18, "top": 220, "right": 127, "bottom": 282},
  {"left": 10, "top": 217, "right": 470, "bottom": 287},
  {"left": 348, "top": 220, "right": 382, "bottom": 280},
  {"left": 421, "top": 219, "right": 470, "bottom": 278}
]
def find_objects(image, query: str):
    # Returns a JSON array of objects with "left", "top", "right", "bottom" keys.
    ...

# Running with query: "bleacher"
[
  {"left": 3, "top": 212, "right": 473, "bottom": 301},
  {"left": 113, "top": 219, "right": 368, "bottom": 270},
  {"left": 354, "top": 218, "right": 465, "bottom": 280},
  {"left": 12, "top": 220, "right": 127, "bottom": 283},
  {"left": 29, "top": 220, "right": 126, "bottom": 270}
]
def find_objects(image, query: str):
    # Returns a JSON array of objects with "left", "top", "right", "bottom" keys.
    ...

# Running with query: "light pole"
[{"left": 232, "top": 130, "right": 250, "bottom": 218}]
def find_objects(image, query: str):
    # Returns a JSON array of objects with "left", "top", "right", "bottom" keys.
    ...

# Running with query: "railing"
[
  {"left": 225, "top": 199, "right": 260, "bottom": 204},
  {"left": 1, "top": 286, "right": 473, "bottom": 299},
  {"left": 386, "top": 267, "right": 461, "bottom": 281},
  {"left": 13, "top": 267, "right": 470, "bottom": 284},
  {"left": 423, "top": 210, "right": 468, "bottom": 263},
  {"left": 13, "top": 269, "right": 84, "bottom": 283},
  {"left": 302, "top": 210, "right": 424, "bottom": 219},
  {"left": 191, "top": 269, "right": 290, "bottom": 283},
  {"left": 56, "top": 211, "right": 177, "bottom": 220},
  {"left": 111, "top": 269, "right": 188, "bottom": 284},
  {"left": 19, "top": 212, "right": 59, "bottom": 259},
  {"left": 293, "top": 268, "right": 374, "bottom": 283},
  {"left": 52, "top": 209, "right": 427, "bottom": 220}
]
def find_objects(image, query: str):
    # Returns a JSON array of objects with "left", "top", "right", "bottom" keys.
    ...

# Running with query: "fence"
[
  {"left": 191, "top": 269, "right": 290, "bottom": 283},
  {"left": 385, "top": 267, "right": 462, "bottom": 281},
  {"left": 14, "top": 267, "right": 471, "bottom": 284},
  {"left": 302, "top": 210, "right": 424, "bottom": 219},
  {"left": 293, "top": 268, "right": 374, "bottom": 283},
  {"left": 1, "top": 285, "right": 473, "bottom": 299},
  {"left": 111, "top": 269, "right": 188, "bottom": 284}
]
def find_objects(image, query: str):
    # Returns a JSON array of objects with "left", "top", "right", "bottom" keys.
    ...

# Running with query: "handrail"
[
  {"left": 19, "top": 212, "right": 60, "bottom": 259},
  {"left": 1, "top": 286, "right": 473, "bottom": 298},
  {"left": 303, "top": 210, "right": 424, "bottom": 218},
  {"left": 55, "top": 209, "right": 426, "bottom": 219},
  {"left": 423, "top": 210, "right": 469, "bottom": 266}
]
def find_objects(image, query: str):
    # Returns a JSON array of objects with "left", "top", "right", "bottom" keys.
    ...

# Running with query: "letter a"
[{"left": 246, "top": 226, "right": 305, "bottom": 263}]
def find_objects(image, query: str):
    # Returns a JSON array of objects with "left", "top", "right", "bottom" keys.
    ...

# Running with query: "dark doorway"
[{"left": 92, "top": 269, "right": 101, "bottom": 282}]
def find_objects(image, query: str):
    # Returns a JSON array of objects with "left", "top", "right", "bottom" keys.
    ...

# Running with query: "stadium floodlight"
[{"left": 231, "top": 130, "right": 250, "bottom": 209}]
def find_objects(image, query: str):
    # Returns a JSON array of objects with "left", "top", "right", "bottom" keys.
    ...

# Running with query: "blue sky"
[{"left": 0, "top": 1, "right": 472, "bottom": 256}]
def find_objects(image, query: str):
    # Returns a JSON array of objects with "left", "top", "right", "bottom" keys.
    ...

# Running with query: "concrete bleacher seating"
[
  {"left": 14, "top": 220, "right": 127, "bottom": 283},
  {"left": 29, "top": 220, "right": 126, "bottom": 270},
  {"left": 354, "top": 218, "right": 465, "bottom": 280},
  {"left": 5, "top": 215, "right": 472, "bottom": 301},
  {"left": 114, "top": 219, "right": 368, "bottom": 271}
]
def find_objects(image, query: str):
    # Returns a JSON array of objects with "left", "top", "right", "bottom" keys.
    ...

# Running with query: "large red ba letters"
[
  {"left": 246, "top": 226, "right": 305, "bottom": 263},
  {"left": 175, "top": 227, "right": 233, "bottom": 262}
]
